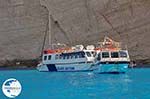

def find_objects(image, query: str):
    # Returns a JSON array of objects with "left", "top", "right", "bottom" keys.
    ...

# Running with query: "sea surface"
[{"left": 0, "top": 68, "right": 150, "bottom": 99}]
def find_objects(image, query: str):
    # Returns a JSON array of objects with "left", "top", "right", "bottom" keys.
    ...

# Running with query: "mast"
[
  {"left": 40, "top": 0, "right": 53, "bottom": 49},
  {"left": 39, "top": 0, "right": 51, "bottom": 58},
  {"left": 40, "top": 14, "right": 49, "bottom": 57},
  {"left": 49, "top": 14, "right": 52, "bottom": 49}
]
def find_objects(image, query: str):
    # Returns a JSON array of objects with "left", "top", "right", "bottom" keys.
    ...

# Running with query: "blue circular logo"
[{"left": 2, "top": 78, "right": 22, "bottom": 98}]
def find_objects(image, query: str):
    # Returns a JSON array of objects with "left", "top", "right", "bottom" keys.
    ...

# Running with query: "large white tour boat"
[{"left": 37, "top": 45, "right": 96, "bottom": 72}]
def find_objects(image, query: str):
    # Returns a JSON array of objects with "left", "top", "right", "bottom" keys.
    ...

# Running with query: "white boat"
[
  {"left": 94, "top": 37, "right": 130, "bottom": 73},
  {"left": 37, "top": 45, "right": 96, "bottom": 72},
  {"left": 94, "top": 50, "right": 130, "bottom": 73},
  {"left": 36, "top": 15, "right": 96, "bottom": 72}
]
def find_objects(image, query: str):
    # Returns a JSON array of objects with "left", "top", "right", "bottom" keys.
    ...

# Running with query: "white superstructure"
[{"left": 37, "top": 45, "right": 96, "bottom": 72}]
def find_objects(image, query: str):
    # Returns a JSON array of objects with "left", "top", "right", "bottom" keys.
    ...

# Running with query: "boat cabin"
[
  {"left": 97, "top": 50, "right": 130, "bottom": 62},
  {"left": 42, "top": 50, "right": 95, "bottom": 64}
]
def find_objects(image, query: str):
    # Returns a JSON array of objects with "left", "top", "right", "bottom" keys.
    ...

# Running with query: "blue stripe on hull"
[
  {"left": 47, "top": 64, "right": 57, "bottom": 71},
  {"left": 45, "top": 64, "right": 93, "bottom": 72}
]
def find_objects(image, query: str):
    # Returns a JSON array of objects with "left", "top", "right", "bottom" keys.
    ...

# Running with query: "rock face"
[
  {"left": 0, "top": 0, "right": 48, "bottom": 61},
  {"left": 0, "top": 0, "right": 150, "bottom": 64}
]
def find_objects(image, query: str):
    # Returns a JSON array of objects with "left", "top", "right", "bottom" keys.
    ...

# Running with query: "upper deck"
[{"left": 42, "top": 49, "right": 95, "bottom": 64}]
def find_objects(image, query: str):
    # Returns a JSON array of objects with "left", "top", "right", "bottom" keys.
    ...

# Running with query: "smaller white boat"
[
  {"left": 94, "top": 36, "right": 130, "bottom": 73},
  {"left": 37, "top": 45, "right": 96, "bottom": 72}
]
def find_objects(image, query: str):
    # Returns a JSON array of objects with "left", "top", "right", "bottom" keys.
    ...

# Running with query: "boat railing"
[{"left": 94, "top": 36, "right": 129, "bottom": 51}]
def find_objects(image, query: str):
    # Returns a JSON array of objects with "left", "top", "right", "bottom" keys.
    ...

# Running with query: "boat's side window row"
[
  {"left": 101, "top": 51, "right": 128, "bottom": 58},
  {"left": 55, "top": 52, "right": 85, "bottom": 60}
]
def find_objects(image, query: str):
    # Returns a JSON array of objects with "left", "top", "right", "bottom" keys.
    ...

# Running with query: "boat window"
[
  {"left": 86, "top": 52, "right": 91, "bottom": 57},
  {"left": 69, "top": 55, "right": 72, "bottom": 59},
  {"left": 48, "top": 55, "right": 51, "bottom": 60},
  {"left": 59, "top": 55, "right": 62, "bottom": 59},
  {"left": 79, "top": 53, "right": 82, "bottom": 58},
  {"left": 55, "top": 54, "right": 59, "bottom": 59},
  {"left": 111, "top": 52, "right": 119, "bottom": 58},
  {"left": 79, "top": 53, "right": 84, "bottom": 58},
  {"left": 44, "top": 56, "right": 47, "bottom": 60},
  {"left": 65, "top": 55, "right": 67, "bottom": 59},
  {"left": 75, "top": 54, "right": 78, "bottom": 58},
  {"left": 70, "top": 54, "right": 74, "bottom": 59},
  {"left": 97, "top": 53, "right": 101, "bottom": 60},
  {"left": 63, "top": 55, "right": 65, "bottom": 59},
  {"left": 67, "top": 55, "right": 70, "bottom": 59},
  {"left": 91, "top": 51, "right": 96, "bottom": 57},
  {"left": 102, "top": 52, "right": 109, "bottom": 58},
  {"left": 79, "top": 52, "right": 85, "bottom": 58},
  {"left": 119, "top": 51, "right": 127, "bottom": 58},
  {"left": 82, "top": 52, "right": 85, "bottom": 58}
]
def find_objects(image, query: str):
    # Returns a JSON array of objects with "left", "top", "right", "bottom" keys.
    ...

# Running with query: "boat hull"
[
  {"left": 37, "top": 63, "right": 95, "bottom": 72},
  {"left": 94, "top": 62, "right": 129, "bottom": 73}
]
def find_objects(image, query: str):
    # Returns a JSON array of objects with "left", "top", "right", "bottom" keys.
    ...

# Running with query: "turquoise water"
[{"left": 0, "top": 68, "right": 150, "bottom": 99}]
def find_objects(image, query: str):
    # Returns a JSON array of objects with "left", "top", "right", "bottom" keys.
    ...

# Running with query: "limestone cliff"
[
  {"left": 0, "top": 0, "right": 48, "bottom": 61},
  {"left": 0, "top": 0, "right": 150, "bottom": 65}
]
